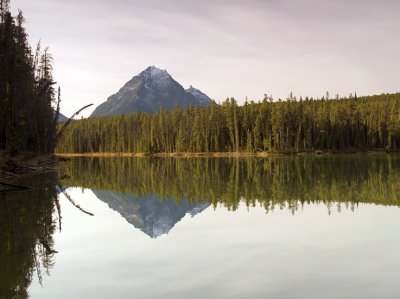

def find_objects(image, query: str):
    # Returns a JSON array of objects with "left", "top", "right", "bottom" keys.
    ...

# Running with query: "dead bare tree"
[
  {"left": 54, "top": 104, "right": 93, "bottom": 145},
  {"left": 56, "top": 185, "right": 94, "bottom": 216}
]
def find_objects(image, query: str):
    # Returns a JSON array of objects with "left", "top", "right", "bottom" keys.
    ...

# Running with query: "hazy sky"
[{"left": 11, "top": 0, "right": 400, "bottom": 117}]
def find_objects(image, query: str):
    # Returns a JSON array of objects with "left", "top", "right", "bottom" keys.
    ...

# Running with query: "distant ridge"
[{"left": 91, "top": 66, "right": 213, "bottom": 117}]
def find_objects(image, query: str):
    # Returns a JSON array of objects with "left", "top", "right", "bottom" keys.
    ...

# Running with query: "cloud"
[{"left": 11, "top": 0, "right": 400, "bottom": 116}]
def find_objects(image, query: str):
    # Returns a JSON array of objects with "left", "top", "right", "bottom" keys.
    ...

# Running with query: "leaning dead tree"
[
  {"left": 54, "top": 103, "right": 93, "bottom": 146},
  {"left": 56, "top": 185, "right": 94, "bottom": 216},
  {"left": 0, "top": 102, "right": 93, "bottom": 192}
]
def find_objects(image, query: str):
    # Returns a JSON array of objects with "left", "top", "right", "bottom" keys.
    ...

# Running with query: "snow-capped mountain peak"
[
  {"left": 91, "top": 66, "right": 212, "bottom": 117},
  {"left": 142, "top": 66, "right": 169, "bottom": 79}
]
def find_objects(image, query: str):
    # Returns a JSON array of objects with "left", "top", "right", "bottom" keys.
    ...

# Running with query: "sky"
[{"left": 11, "top": 0, "right": 400, "bottom": 117}]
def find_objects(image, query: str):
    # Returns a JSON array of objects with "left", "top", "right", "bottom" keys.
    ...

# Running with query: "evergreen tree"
[
  {"left": 56, "top": 92, "right": 400, "bottom": 154},
  {"left": 0, "top": 0, "right": 58, "bottom": 153}
]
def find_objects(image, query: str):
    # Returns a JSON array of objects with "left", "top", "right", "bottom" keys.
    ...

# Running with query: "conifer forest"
[
  {"left": 0, "top": 0, "right": 59, "bottom": 154},
  {"left": 56, "top": 93, "right": 400, "bottom": 154}
]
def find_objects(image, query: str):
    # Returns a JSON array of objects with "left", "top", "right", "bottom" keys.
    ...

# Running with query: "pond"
[{"left": 1, "top": 154, "right": 400, "bottom": 298}]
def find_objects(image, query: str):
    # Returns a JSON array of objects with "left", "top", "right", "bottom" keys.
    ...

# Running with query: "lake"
[{"left": 1, "top": 154, "right": 400, "bottom": 298}]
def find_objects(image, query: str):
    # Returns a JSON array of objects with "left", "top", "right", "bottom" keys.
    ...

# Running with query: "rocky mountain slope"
[{"left": 91, "top": 66, "right": 212, "bottom": 117}]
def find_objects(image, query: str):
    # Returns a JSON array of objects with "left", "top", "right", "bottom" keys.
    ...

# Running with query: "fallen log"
[{"left": 0, "top": 180, "right": 37, "bottom": 193}]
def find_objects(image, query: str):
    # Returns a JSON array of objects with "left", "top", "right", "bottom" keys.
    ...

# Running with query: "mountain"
[
  {"left": 91, "top": 66, "right": 213, "bottom": 117},
  {"left": 186, "top": 85, "right": 212, "bottom": 104},
  {"left": 57, "top": 112, "right": 68, "bottom": 122},
  {"left": 92, "top": 190, "right": 209, "bottom": 238},
  {"left": 53, "top": 109, "right": 68, "bottom": 122}
]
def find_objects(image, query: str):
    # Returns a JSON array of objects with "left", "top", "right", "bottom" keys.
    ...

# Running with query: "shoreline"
[
  {"left": 55, "top": 149, "right": 393, "bottom": 158},
  {"left": 0, "top": 152, "right": 68, "bottom": 192}
]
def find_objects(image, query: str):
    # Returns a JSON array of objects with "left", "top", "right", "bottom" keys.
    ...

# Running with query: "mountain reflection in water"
[
  {"left": 2, "top": 154, "right": 400, "bottom": 298},
  {"left": 61, "top": 155, "right": 400, "bottom": 214},
  {"left": 57, "top": 154, "right": 400, "bottom": 238},
  {"left": 92, "top": 190, "right": 209, "bottom": 238}
]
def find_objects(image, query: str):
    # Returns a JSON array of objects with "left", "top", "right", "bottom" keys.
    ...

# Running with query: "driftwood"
[
  {"left": 0, "top": 180, "right": 37, "bottom": 193},
  {"left": 57, "top": 185, "right": 94, "bottom": 216},
  {"left": 0, "top": 162, "right": 57, "bottom": 183},
  {"left": 0, "top": 160, "right": 58, "bottom": 193},
  {"left": 54, "top": 103, "right": 93, "bottom": 145}
]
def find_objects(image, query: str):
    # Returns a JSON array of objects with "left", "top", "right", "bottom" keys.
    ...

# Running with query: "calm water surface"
[{"left": 1, "top": 155, "right": 400, "bottom": 298}]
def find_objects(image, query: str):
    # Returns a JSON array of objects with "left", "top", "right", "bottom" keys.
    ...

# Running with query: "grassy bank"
[{"left": 55, "top": 149, "right": 391, "bottom": 158}]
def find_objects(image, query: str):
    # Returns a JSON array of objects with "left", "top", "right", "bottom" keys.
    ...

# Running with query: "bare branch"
[
  {"left": 54, "top": 104, "right": 93, "bottom": 145},
  {"left": 57, "top": 185, "right": 94, "bottom": 216}
]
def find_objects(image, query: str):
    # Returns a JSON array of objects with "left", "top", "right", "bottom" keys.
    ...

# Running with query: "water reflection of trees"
[
  {"left": 60, "top": 155, "right": 400, "bottom": 213},
  {"left": 0, "top": 174, "right": 59, "bottom": 299}
]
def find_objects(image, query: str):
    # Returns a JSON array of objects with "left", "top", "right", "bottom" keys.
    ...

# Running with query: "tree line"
[
  {"left": 56, "top": 92, "right": 400, "bottom": 154},
  {"left": 0, "top": 0, "right": 59, "bottom": 154}
]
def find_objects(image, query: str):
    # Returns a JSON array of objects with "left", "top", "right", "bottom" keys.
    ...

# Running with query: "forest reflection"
[
  {"left": 1, "top": 155, "right": 399, "bottom": 297},
  {"left": 0, "top": 174, "right": 60, "bottom": 299},
  {"left": 60, "top": 154, "right": 400, "bottom": 214}
]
